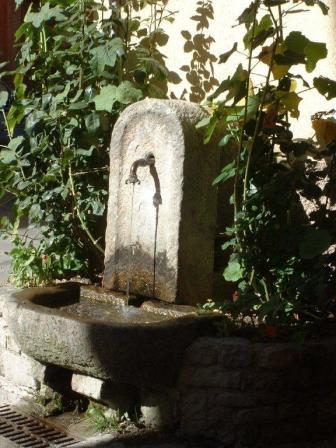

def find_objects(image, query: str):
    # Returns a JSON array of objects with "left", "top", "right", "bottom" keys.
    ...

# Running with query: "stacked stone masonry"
[
  {"left": 179, "top": 337, "right": 336, "bottom": 447},
  {"left": 0, "top": 287, "right": 336, "bottom": 447},
  {"left": 0, "top": 288, "right": 48, "bottom": 405}
]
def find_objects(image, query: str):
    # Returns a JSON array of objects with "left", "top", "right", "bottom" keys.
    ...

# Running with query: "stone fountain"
[
  {"left": 2, "top": 99, "right": 221, "bottom": 390},
  {"left": 104, "top": 99, "right": 219, "bottom": 305}
]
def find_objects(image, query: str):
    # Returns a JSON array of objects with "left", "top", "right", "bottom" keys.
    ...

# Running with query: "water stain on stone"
[{"left": 104, "top": 246, "right": 177, "bottom": 302}]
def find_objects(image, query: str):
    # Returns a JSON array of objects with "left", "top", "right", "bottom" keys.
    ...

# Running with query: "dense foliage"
[
  {"left": 0, "top": 0, "right": 173, "bottom": 285},
  {"left": 201, "top": 0, "right": 336, "bottom": 326}
]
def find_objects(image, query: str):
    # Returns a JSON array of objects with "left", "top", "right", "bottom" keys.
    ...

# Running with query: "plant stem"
[
  {"left": 1, "top": 109, "right": 12, "bottom": 140},
  {"left": 234, "top": 0, "right": 260, "bottom": 235},
  {"left": 68, "top": 165, "right": 104, "bottom": 255},
  {"left": 242, "top": 39, "right": 277, "bottom": 205},
  {"left": 278, "top": 5, "right": 284, "bottom": 40}
]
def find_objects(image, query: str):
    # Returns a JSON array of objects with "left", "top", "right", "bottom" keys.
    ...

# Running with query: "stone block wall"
[
  {"left": 178, "top": 337, "right": 336, "bottom": 447},
  {"left": 0, "top": 288, "right": 48, "bottom": 405}
]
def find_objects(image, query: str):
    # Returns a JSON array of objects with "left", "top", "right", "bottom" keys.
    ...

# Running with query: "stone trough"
[{"left": 3, "top": 283, "right": 217, "bottom": 389}]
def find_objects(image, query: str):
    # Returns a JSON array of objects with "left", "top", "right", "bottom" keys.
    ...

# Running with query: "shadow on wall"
[{"left": 176, "top": 0, "right": 219, "bottom": 103}]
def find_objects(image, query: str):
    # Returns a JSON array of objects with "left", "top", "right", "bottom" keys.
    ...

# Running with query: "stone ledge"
[{"left": 71, "top": 373, "right": 135, "bottom": 412}]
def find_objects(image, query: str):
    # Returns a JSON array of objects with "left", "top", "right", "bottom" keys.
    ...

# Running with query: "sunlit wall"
[{"left": 106, "top": 0, "right": 336, "bottom": 138}]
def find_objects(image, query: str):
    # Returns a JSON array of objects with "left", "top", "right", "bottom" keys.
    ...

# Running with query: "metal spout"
[{"left": 126, "top": 152, "right": 155, "bottom": 185}]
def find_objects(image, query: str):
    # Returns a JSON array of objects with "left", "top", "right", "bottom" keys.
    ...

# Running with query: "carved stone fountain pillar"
[{"left": 103, "top": 99, "right": 219, "bottom": 306}]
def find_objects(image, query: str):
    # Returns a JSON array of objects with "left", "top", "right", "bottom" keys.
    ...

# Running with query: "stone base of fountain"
[{"left": 1, "top": 285, "right": 336, "bottom": 447}]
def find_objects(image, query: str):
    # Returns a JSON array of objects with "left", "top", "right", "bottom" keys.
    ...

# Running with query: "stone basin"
[{"left": 3, "top": 283, "right": 217, "bottom": 388}]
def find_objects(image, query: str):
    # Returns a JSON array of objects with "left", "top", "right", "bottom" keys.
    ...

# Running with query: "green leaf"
[
  {"left": 77, "top": 147, "right": 94, "bottom": 157},
  {"left": 284, "top": 31, "right": 308, "bottom": 53},
  {"left": 0, "top": 91, "right": 8, "bottom": 108},
  {"left": 219, "top": 43, "right": 238, "bottom": 64},
  {"left": 8, "top": 136, "right": 25, "bottom": 151},
  {"left": 213, "top": 160, "right": 236, "bottom": 185},
  {"left": 93, "top": 86, "right": 117, "bottom": 112},
  {"left": 222, "top": 239, "right": 235, "bottom": 251},
  {"left": 203, "top": 115, "right": 219, "bottom": 144},
  {"left": 25, "top": 111, "right": 45, "bottom": 133},
  {"left": 90, "top": 38, "right": 124, "bottom": 73},
  {"left": 92, "top": 201, "right": 105, "bottom": 216},
  {"left": 224, "top": 255, "right": 243, "bottom": 282},
  {"left": 0, "top": 150, "right": 16, "bottom": 164},
  {"left": 116, "top": 82, "right": 143, "bottom": 105},
  {"left": 29, "top": 204, "right": 43, "bottom": 221},
  {"left": 196, "top": 116, "right": 211, "bottom": 129},
  {"left": 304, "top": 41, "right": 327, "bottom": 72},
  {"left": 313, "top": 77, "right": 336, "bottom": 100},
  {"left": 237, "top": 1, "right": 258, "bottom": 27},
  {"left": 68, "top": 101, "right": 88, "bottom": 110},
  {"left": 15, "top": 0, "right": 25, "bottom": 8},
  {"left": 263, "top": 0, "right": 288, "bottom": 5},
  {"left": 25, "top": 3, "right": 66, "bottom": 28},
  {"left": 210, "top": 64, "right": 248, "bottom": 104},
  {"left": 293, "top": 0, "right": 329, "bottom": 14},
  {"left": 299, "top": 228, "right": 332, "bottom": 259},
  {"left": 218, "top": 134, "right": 234, "bottom": 148},
  {"left": 85, "top": 112, "right": 100, "bottom": 134},
  {"left": 284, "top": 32, "right": 327, "bottom": 72},
  {"left": 243, "top": 15, "right": 273, "bottom": 50},
  {"left": 276, "top": 91, "right": 302, "bottom": 118}
]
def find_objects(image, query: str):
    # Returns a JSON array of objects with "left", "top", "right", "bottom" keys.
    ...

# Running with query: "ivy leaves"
[
  {"left": 90, "top": 38, "right": 125, "bottom": 74},
  {"left": 93, "top": 83, "right": 143, "bottom": 112},
  {"left": 25, "top": 2, "right": 66, "bottom": 28},
  {"left": 1, "top": 0, "right": 172, "bottom": 286},
  {"left": 313, "top": 77, "right": 336, "bottom": 100}
]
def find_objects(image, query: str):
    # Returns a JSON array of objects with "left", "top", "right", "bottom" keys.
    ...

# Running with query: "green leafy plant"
[
  {"left": 0, "top": 0, "right": 174, "bottom": 286},
  {"left": 202, "top": 0, "right": 336, "bottom": 326},
  {"left": 85, "top": 403, "right": 129, "bottom": 433}
]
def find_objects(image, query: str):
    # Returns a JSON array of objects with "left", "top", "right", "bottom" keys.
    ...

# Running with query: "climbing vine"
[{"left": 0, "top": 0, "right": 174, "bottom": 286}]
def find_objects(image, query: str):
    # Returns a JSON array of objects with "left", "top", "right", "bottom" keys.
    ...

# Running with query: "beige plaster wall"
[{"left": 107, "top": 0, "right": 336, "bottom": 138}]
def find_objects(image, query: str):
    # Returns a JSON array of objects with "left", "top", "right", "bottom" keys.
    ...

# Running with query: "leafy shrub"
[
  {"left": 0, "top": 0, "right": 174, "bottom": 286},
  {"left": 201, "top": 0, "right": 336, "bottom": 326}
]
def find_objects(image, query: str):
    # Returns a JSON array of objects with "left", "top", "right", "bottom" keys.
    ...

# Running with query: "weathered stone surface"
[
  {"left": 257, "top": 344, "right": 305, "bottom": 369},
  {"left": 217, "top": 338, "right": 254, "bottom": 368},
  {"left": 179, "top": 389, "right": 210, "bottom": 437},
  {"left": 179, "top": 365, "right": 241, "bottom": 389},
  {"left": 2, "top": 284, "right": 336, "bottom": 447},
  {"left": 0, "top": 287, "right": 17, "bottom": 314},
  {"left": 183, "top": 337, "right": 219, "bottom": 366},
  {"left": 4, "top": 286, "right": 217, "bottom": 388},
  {"left": 241, "top": 370, "right": 286, "bottom": 391},
  {"left": 103, "top": 99, "right": 219, "bottom": 305},
  {"left": 1, "top": 351, "right": 46, "bottom": 390},
  {"left": 72, "top": 374, "right": 135, "bottom": 412},
  {"left": 178, "top": 338, "right": 336, "bottom": 446},
  {"left": 0, "top": 376, "right": 35, "bottom": 405},
  {"left": 0, "top": 319, "right": 8, "bottom": 349},
  {"left": 235, "top": 406, "right": 276, "bottom": 424},
  {"left": 140, "top": 387, "right": 178, "bottom": 428}
]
